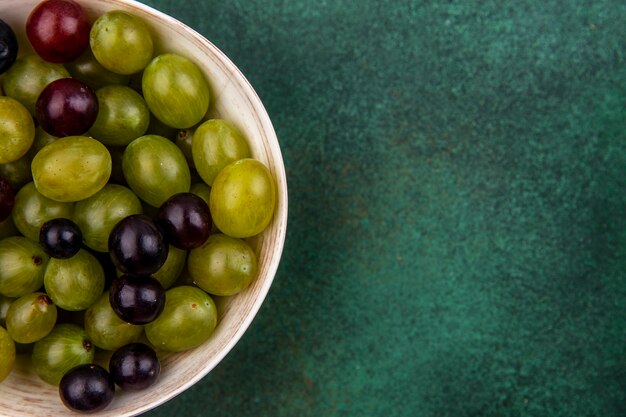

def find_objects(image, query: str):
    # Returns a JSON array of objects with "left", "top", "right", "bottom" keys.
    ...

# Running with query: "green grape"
[
  {"left": 84, "top": 291, "right": 143, "bottom": 351},
  {"left": 146, "top": 113, "right": 179, "bottom": 140},
  {"left": 90, "top": 11, "right": 153, "bottom": 75},
  {"left": 6, "top": 292, "right": 57, "bottom": 344},
  {"left": 175, "top": 128, "right": 195, "bottom": 169},
  {"left": 89, "top": 85, "right": 150, "bottom": 146},
  {"left": 0, "top": 152, "right": 33, "bottom": 190},
  {"left": 209, "top": 159, "right": 277, "bottom": 238},
  {"left": 190, "top": 182, "right": 211, "bottom": 206},
  {"left": 142, "top": 53, "right": 210, "bottom": 129},
  {"left": 122, "top": 135, "right": 191, "bottom": 207},
  {"left": 145, "top": 286, "right": 217, "bottom": 352},
  {"left": 73, "top": 184, "right": 143, "bottom": 252},
  {"left": 44, "top": 249, "right": 105, "bottom": 311},
  {"left": 0, "top": 216, "right": 18, "bottom": 240},
  {"left": 32, "top": 323, "right": 95, "bottom": 386},
  {"left": 30, "top": 127, "right": 59, "bottom": 155},
  {"left": 0, "top": 295, "right": 14, "bottom": 328},
  {"left": 31, "top": 136, "right": 112, "bottom": 202},
  {"left": 12, "top": 182, "right": 74, "bottom": 241},
  {"left": 153, "top": 246, "right": 187, "bottom": 290},
  {"left": 0, "top": 326, "right": 15, "bottom": 383},
  {"left": 66, "top": 48, "right": 131, "bottom": 90},
  {"left": 107, "top": 146, "right": 127, "bottom": 185},
  {"left": 2, "top": 55, "right": 70, "bottom": 114},
  {"left": 0, "top": 236, "right": 49, "bottom": 297},
  {"left": 188, "top": 234, "right": 258, "bottom": 296},
  {"left": 0, "top": 96, "right": 36, "bottom": 164},
  {"left": 173, "top": 265, "right": 196, "bottom": 288},
  {"left": 191, "top": 119, "right": 251, "bottom": 186}
]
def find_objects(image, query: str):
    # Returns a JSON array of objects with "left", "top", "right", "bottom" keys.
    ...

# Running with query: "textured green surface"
[{"left": 140, "top": 1, "right": 626, "bottom": 416}]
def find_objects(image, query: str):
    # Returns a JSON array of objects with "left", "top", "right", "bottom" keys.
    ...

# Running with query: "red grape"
[
  {"left": 36, "top": 78, "right": 98, "bottom": 137},
  {"left": 157, "top": 192, "right": 212, "bottom": 250},
  {"left": 26, "top": 0, "right": 90, "bottom": 63}
]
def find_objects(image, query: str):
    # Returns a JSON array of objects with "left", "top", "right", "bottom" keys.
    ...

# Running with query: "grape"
[
  {"left": 12, "top": 182, "right": 74, "bottom": 241},
  {"left": 0, "top": 216, "right": 18, "bottom": 240},
  {"left": 36, "top": 78, "right": 99, "bottom": 137},
  {"left": 107, "top": 146, "right": 127, "bottom": 185},
  {"left": 0, "top": 153, "right": 33, "bottom": 190},
  {"left": 122, "top": 135, "right": 191, "bottom": 207},
  {"left": 5, "top": 292, "right": 57, "bottom": 343},
  {"left": 31, "top": 126, "right": 60, "bottom": 154},
  {"left": 142, "top": 53, "right": 210, "bottom": 129},
  {"left": 85, "top": 248, "right": 118, "bottom": 293},
  {"left": 89, "top": 85, "right": 150, "bottom": 146},
  {"left": 0, "top": 294, "right": 14, "bottom": 327},
  {"left": 209, "top": 159, "right": 277, "bottom": 238},
  {"left": 175, "top": 128, "right": 195, "bottom": 169},
  {"left": 84, "top": 291, "right": 143, "bottom": 351},
  {"left": 192, "top": 119, "right": 251, "bottom": 186},
  {"left": 0, "top": 176, "right": 15, "bottom": 222},
  {"left": 0, "top": 19, "right": 18, "bottom": 74},
  {"left": 109, "top": 343, "right": 160, "bottom": 391},
  {"left": 44, "top": 249, "right": 104, "bottom": 311},
  {"left": 31, "top": 136, "right": 112, "bottom": 203},
  {"left": 0, "top": 96, "right": 36, "bottom": 164},
  {"left": 146, "top": 113, "right": 179, "bottom": 139},
  {"left": 90, "top": 11, "right": 153, "bottom": 75},
  {"left": 73, "top": 184, "right": 143, "bottom": 252},
  {"left": 152, "top": 245, "right": 187, "bottom": 290},
  {"left": 39, "top": 218, "right": 82, "bottom": 259},
  {"left": 0, "top": 236, "right": 49, "bottom": 297},
  {"left": 157, "top": 192, "right": 212, "bottom": 250},
  {"left": 190, "top": 182, "right": 211, "bottom": 206},
  {"left": 66, "top": 48, "right": 131, "bottom": 90},
  {"left": 26, "top": 0, "right": 90, "bottom": 63},
  {"left": 59, "top": 364, "right": 115, "bottom": 413},
  {"left": 108, "top": 214, "right": 168, "bottom": 275},
  {"left": 2, "top": 55, "right": 70, "bottom": 114},
  {"left": 32, "top": 323, "right": 94, "bottom": 385},
  {"left": 188, "top": 234, "right": 258, "bottom": 296},
  {"left": 0, "top": 326, "right": 15, "bottom": 383},
  {"left": 109, "top": 274, "right": 165, "bottom": 325},
  {"left": 145, "top": 286, "right": 217, "bottom": 352}
]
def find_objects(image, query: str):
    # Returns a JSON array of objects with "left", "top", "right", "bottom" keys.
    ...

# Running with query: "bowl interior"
[{"left": 0, "top": 0, "right": 287, "bottom": 415}]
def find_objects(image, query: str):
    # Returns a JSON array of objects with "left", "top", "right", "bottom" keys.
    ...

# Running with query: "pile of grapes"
[{"left": 0, "top": 0, "right": 277, "bottom": 413}]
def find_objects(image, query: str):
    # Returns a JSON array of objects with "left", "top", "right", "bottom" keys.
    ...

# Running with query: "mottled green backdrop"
[{"left": 140, "top": 1, "right": 626, "bottom": 416}]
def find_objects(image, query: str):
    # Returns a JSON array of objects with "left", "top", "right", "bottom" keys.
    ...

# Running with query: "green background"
[{"left": 141, "top": 1, "right": 626, "bottom": 416}]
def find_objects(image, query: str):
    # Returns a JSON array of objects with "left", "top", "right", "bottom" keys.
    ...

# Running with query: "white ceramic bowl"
[{"left": 0, "top": 0, "right": 287, "bottom": 415}]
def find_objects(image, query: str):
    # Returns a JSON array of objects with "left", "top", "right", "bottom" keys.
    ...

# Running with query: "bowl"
[{"left": 0, "top": 0, "right": 287, "bottom": 415}]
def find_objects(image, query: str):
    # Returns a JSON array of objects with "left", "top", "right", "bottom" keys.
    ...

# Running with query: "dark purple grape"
[
  {"left": 109, "top": 274, "right": 165, "bottom": 325},
  {"left": 26, "top": 0, "right": 90, "bottom": 63},
  {"left": 108, "top": 214, "right": 168, "bottom": 275},
  {"left": 59, "top": 364, "right": 115, "bottom": 413},
  {"left": 109, "top": 343, "right": 160, "bottom": 390},
  {"left": 0, "top": 176, "right": 14, "bottom": 222},
  {"left": 157, "top": 192, "right": 212, "bottom": 250},
  {"left": 35, "top": 78, "right": 98, "bottom": 137},
  {"left": 0, "top": 18, "right": 18, "bottom": 74},
  {"left": 39, "top": 218, "right": 82, "bottom": 259}
]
